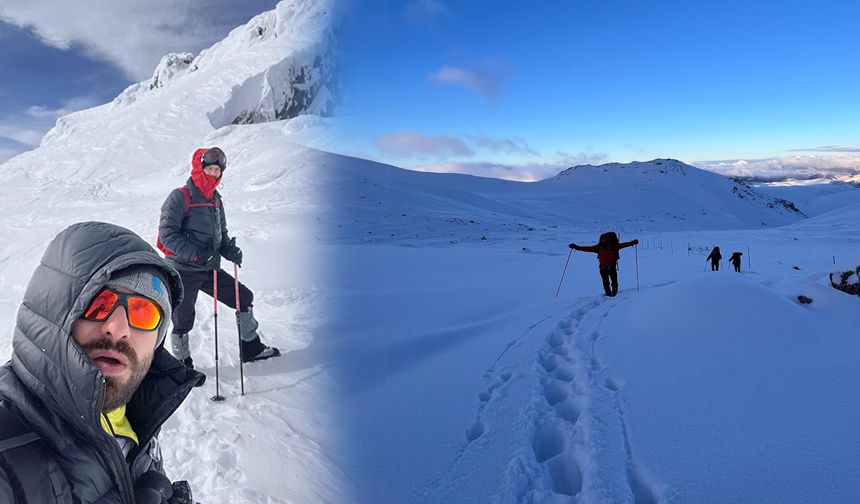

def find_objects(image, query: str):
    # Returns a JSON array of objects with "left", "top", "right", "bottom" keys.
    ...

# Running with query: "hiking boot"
[
  {"left": 241, "top": 336, "right": 281, "bottom": 363},
  {"left": 236, "top": 308, "right": 280, "bottom": 362}
]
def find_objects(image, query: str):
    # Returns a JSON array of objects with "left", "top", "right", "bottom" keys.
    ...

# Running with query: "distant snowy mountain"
[
  {"left": 321, "top": 155, "right": 807, "bottom": 246},
  {"left": 548, "top": 158, "right": 804, "bottom": 220}
]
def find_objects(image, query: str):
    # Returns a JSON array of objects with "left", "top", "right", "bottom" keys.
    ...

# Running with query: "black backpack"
[
  {"left": 0, "top": 404, "right": 55, "bottom": 503},
  {"left": 600, "top": 231, "right": 621, "bottom": 261}
]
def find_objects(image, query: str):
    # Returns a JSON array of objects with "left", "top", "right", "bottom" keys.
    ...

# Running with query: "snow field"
[{"left": 326, "top": 213, "right": 860, "bottom": 503}]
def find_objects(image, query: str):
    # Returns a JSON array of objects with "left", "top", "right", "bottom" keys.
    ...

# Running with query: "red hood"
[{"left": 190, "top": 147, "right": 221, "bottom": 199}]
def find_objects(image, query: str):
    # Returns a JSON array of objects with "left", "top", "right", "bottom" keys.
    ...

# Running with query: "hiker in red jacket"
[
  {"left": 157, "top": 147, "right": 280, "bottom": 369},
  {"left": 568, "top": 232, "right": 639, "bottom": 296}
]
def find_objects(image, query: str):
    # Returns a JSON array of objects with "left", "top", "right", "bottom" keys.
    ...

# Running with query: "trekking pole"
[
  {"left": 234, "top": 263, "right": 245, "bottom": 396},
  {"left": 555, "top": 248, "right": 574, "bottom": 298},
  {"left": 211, "top": 270, "right": 225, "bottom": 402},
  {"left": 634, "top": 243, "right": 640, "bottom": 291}
]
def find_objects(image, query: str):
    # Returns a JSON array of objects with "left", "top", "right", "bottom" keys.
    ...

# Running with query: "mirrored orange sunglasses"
[{"left": 82, "top": 288, "right": 163, "bottom": 331}]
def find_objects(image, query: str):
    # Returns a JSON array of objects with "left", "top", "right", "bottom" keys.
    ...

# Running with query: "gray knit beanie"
[{"left": 106, "top": 267, "right": 173, "bottom": 347}]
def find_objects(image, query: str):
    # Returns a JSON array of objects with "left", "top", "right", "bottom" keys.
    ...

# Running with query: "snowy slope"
[
  {"left": 0, "top": 2, "right": 349, "bottom": 503},
  {"left": 323, "top": 155, "right": 860, "bottom": 503},
  {"left": 320, "top": 155, "right": 805, "bottom": 247}
]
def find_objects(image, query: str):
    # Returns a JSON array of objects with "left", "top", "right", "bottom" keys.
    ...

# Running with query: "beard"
[{"left": 81, "top": 338, "right": 154, "bottom": 413}]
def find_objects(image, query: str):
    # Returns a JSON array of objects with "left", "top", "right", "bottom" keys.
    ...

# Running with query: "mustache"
[{"left": 81, "top": 338, "right": 139, "bottom": 365}]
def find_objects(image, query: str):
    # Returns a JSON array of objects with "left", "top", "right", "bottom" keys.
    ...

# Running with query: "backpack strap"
[
  {"left": 0, "top": 432, "right": 39, "bottom": 453},
  {"left": 0, "top": 404, "right": 54, "bottom": 504},
  {"left": 0, "top": 404, "right": 41, "bottom": 454},
  {"left": 178, "top": 186, "right": 192, "bottom": 217},
  {"left": 183, "top": 187, "right": 220, "bottom": 212}
]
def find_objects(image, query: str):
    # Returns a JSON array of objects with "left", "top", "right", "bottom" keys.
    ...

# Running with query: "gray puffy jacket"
[
  {"left": 158, "top": 178, "right": 240, "bottom": 273},
  {"left": 0, "top": 221, "right": 205, "bottom": 503}
]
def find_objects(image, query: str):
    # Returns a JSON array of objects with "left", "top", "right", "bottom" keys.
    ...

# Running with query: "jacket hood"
[
  {"left": 8, "top": 221, "right": 185, "bottom": 431},
  {"left": 190, "top": 147, "right": 221, "bottom": 199}
]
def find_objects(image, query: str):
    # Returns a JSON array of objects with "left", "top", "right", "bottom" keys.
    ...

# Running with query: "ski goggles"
[
  {"left": 82, "top": 288, "right": 163, "bottom": 331},
  {"left": 200, "top": 148, "right": 227, "bottom": 170}
]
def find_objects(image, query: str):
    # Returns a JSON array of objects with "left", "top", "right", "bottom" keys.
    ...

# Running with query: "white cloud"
[
  {"left": 25, "top": 96, "right": 101, "bottom": 119},
  {"left": 409, "top": 148, "right": 613, "bottom": 181},
  {"left": 695, "top": 154, "right": 860, "bottom": 181},
  {"left": 467, "top": 135, "right": 539, "bottom": 157},
  {"left": 0, "top": 124, "right": 44, "bottom": 146},
  {"left": 375, "top": 131, "right": 549, "bottom": 161},
  {"left": 555, "top": 149, "right": 610, "bottom": 167},
  {"left": 413, "top": 161, "right": 575, "bottom": 182},
  {"left": 788, "top": 145, "right": 860, "bottom": 153},
  {"left": 403, "top": 0, "right": 447, "bottom": 22},
  {"left": 374, "top": 131, "right": 474, "bottom": 159},
  {"left": 430, "top": 62, "right": 506, "bottom": 99},
  {"left": 0, "top": 1, "right": 215, "bottom": 80}
]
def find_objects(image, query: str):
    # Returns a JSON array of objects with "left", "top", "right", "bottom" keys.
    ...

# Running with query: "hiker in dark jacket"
[
  {"left": 706, "top": 246, "right": 722, "bottom": 271},
  {"left": 729, "top": 252, "right": 743, "bottom": 272},
  {"left": 158, "top": 147, "right": 279, "bottom": 368},
  {"left": 569, "top": 232, "right": 639, "bottom": 296},
  {"left": 0, "top": 221, "right": 205, "bottom": 503}
]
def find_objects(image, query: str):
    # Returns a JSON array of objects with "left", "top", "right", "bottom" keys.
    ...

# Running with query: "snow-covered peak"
[
  {"left": 148, "top": 52, "right": 196, "bottom": 90},
  {"left": 554, "top": 158, "right": 694, "bottom": 179},
  {"left": 543, "top": 157, "right": 803, "bottom": 222},
  {"left": 2, "top": 0, "right": 336, "bottom": 186}
]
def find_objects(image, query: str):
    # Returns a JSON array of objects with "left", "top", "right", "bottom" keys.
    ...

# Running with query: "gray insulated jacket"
[
  {"left": 0, "top": 221, "right": 205, "bottom": 503},
  {"left": 159, "top": 178, "right": 235, "bottom": 273}
]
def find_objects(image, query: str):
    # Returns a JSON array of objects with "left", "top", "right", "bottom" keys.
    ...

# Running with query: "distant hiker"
[
  {"left": 706, "top": 246, "right": 722, "bottom": 271},
  {"left": 729, "top": 252, "right": 743, "bottom": 272},
  {"left": 158, "top": 147, "right": 280, "bottom": 369},
  {"left": 569, "top": 232, "right": 639, "bottom": 296},
  {"left": 0, "top": 222, "right": 204, "bottom": 503}
]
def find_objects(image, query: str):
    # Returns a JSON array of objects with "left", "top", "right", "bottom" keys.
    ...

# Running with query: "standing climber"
[
  {"left": 706, "top": 246, "right": 722, "bottom": 271},
  {"left": 729, "top": 251, "right": 743, "bottom": 272},
  {"left": 157, "top": 147, "right": 280, "bottom": 369},
  {"left": 569, "top": 232, "right": 639, "bottom": 296}
]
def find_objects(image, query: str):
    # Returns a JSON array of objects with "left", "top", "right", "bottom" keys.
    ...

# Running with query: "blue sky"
[
  {"left": 336, "top": 0, "right": 860, "bottom": 180},
  {"left": 0, "top": 0, "right": 278, "bottom": 164}
]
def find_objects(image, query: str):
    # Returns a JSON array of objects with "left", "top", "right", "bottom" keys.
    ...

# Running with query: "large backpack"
[
  {"left": 599, "top": 231, "right": 621, "bottom": 261},
  {"left": 0, "top": 404, "right": 55, "bottom": 503},
  {"left": 156, "top": 186, "right": 221, "bottom": 257}
]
